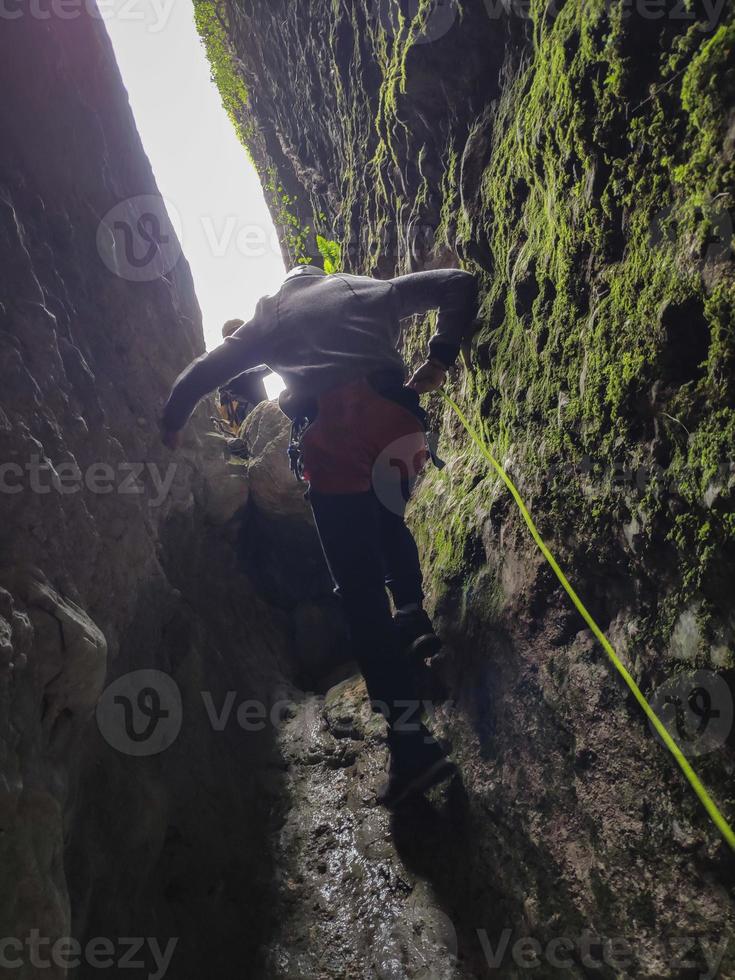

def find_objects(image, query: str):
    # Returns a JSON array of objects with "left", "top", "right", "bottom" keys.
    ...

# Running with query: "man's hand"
[
  {"left": 161, "top": 427, "right": 184, "bottom": 451},
  {"left": 407, "top": 358, "right": 447, "bottom": 394}
]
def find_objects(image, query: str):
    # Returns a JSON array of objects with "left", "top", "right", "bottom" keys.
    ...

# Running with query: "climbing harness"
[
  {"left": 440, "top": 389, "right": 735, "bottom": 851},
  {"left": 288, "top": 416, "right": 313, "bottom": 482},
  {"left": 367, "top": 371, "right": 447, "bottom": 470},
  {"left": 284, "top": 374, "right": 446, "bottom": 485}
]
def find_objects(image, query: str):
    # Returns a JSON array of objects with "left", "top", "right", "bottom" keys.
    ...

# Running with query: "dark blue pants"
[{"left": 309, "top": 489, "right": 424, "bottom": 719}]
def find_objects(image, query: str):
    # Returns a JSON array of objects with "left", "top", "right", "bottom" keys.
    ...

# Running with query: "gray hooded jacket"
[{"left": 163, "top": 266, "right": 478, "bottom": 431}]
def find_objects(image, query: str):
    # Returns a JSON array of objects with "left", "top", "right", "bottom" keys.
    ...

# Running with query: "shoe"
[
  {"left": 376, "top": 734, "right": 456, "bottom": 810},
  {"left": 394, "top": 608, "right": 442, "bottom": 663}
]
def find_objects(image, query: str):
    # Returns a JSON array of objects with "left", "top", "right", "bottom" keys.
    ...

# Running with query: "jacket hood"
[{"left": 284, "top": 265, "right": 327, "bottom": 281}]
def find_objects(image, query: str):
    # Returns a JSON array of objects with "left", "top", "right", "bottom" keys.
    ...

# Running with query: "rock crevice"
[
  {"left": 2, "top": 1, "right": 735, "bottom": 977},
  {"left": 209, "top": 0, "right": 735, "bottom": 973}
]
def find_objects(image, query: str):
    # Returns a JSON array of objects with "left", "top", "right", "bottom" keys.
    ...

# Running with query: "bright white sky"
[{"left": 102, "top": 0, "right": 286, "bottom": 357}]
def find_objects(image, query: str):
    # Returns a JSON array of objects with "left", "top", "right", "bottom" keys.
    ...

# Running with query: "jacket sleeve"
[
  {"left": 389, "top": 269, "right": 478, "bottom": 368},
  {"left": 161, "top": 298, "right": 273, "bottom": 432}
]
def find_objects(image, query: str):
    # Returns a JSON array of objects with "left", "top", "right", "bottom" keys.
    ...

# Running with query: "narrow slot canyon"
[{"left": 1, "top": 2, "right": 734, "bottom": 978}]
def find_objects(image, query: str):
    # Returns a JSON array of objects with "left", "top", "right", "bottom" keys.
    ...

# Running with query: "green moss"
[
  {"left": 211, "top": 0, "right": 734, "bottom": 665},
  {"left": 679, "top": 24, "right": 735, "bottom": 172},
  {"left": 404, "top": 0, "right": 735, "bottom": 656},
  {"left": 263, "top": 167, "right": 312, "bottom": 264},
  {"left": 193, "top": 1, "right": 249, "bottom": 136},
  {"left": 435, "top": 142, "right": 461, "bottom": 252}
]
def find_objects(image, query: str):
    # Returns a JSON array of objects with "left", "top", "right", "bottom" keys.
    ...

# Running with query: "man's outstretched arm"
[
  {"left": 161, "top": 302, "right": 270, "bottom": 446},
  {"left": 389, "top": 269, "right": 479, "bottom": 392}
]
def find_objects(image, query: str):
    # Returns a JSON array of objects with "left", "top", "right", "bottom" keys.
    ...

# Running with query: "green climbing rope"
[{"left": 440, "top": 389, "right": 735, "bottom": 851}]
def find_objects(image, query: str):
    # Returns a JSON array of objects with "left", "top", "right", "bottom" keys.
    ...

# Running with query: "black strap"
[{"left": 366, "top": 372, "right": 446, "bottom": 470}]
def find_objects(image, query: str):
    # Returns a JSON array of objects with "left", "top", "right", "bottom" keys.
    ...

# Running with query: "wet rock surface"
[
  {"left": 210, "top": 0, "right": 735, "bottom": 972},
  {"left": 237, "top": 400, "right": 348, "bottom": 683},
  {"left": 0, "top": 9, "right": 312, "bottom": 979},
  {"left": 2, "top": 1, "right": 735, "bottom": 978},
  {"left": 261, "top": 675, "right": 468, "bottom": 980}
]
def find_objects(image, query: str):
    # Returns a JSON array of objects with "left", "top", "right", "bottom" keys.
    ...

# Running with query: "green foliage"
[
  {"left": 679, "top": 23, "right": 735, "bottom": 171},
  {"left": 193, "top": 1, "right": 248, "bottom": 127},
  {"left": 316, "top": 236, "right": 342, "bottom": 274},
  {"left": 263, "top": 167, "right": 312, "bottom": 264},
  {"left": 402, "top": 2, "right": 735, "bottom": 657},
  {"left": 209, "top": 0, "right": 734, "bottom": 666}
]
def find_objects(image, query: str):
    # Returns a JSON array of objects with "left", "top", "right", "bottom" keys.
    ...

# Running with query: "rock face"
[
  {"left": 237, "top": 401, "right": 348, "bottom": 680},
  {"left": 263, "top": 676, "right": 465, "bottom": 980},
  {"left": 2, "top": 1, "right": 735, "bottom": 978},
  {"left": 0, "top": 9, "right": 336, "bottom": 979},
  {"left": 203, "top": 0, "right": 735, "bottom": 973}
]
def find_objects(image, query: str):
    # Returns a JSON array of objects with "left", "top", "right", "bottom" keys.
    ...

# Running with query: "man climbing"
[{"left": 161, "top": 264, "right": 478, "bottom": 807}]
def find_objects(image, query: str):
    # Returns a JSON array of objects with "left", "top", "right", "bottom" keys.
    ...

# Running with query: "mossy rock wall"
[{"left": 203, "top": 0, "right": 735, "bottom": 969}]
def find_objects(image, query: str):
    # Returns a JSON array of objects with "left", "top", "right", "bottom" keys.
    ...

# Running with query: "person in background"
[
  {"left": 161, "top": 264, "right": 479, "bottom": 808},
  {"left": 216, "top": 319, "right": 271, "bottom": 431}
]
